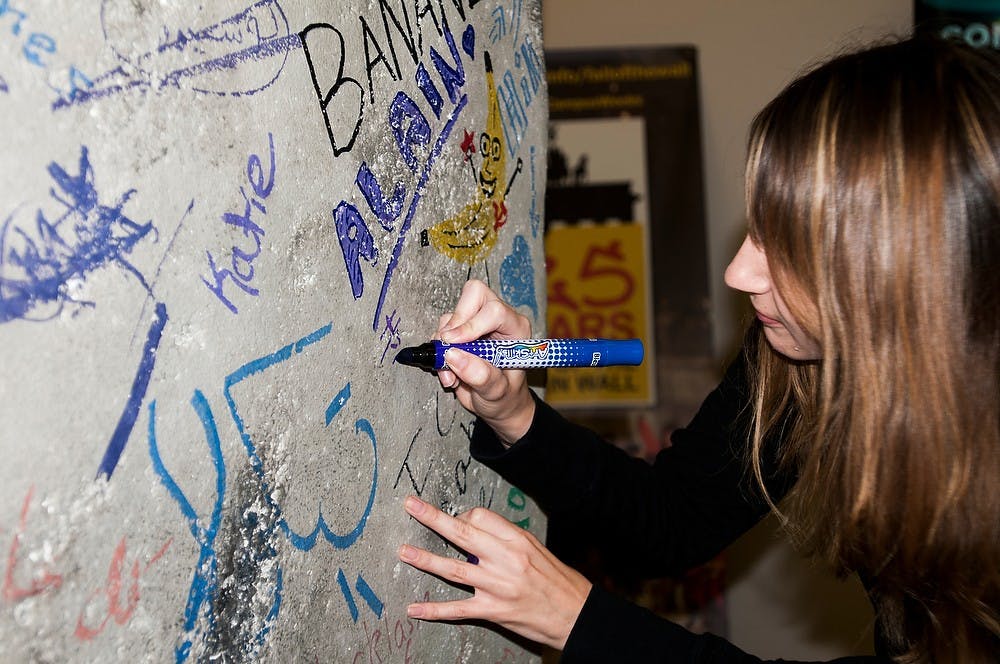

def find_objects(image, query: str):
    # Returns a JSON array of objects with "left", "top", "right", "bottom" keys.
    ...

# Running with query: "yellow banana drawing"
[{"left": 422, "top": 52, "right": 518, "bottom": 265}]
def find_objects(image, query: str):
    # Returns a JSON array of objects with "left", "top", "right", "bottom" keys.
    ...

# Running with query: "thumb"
[{"left": 444, "top": 348, "right": 491, "bottom": 386}]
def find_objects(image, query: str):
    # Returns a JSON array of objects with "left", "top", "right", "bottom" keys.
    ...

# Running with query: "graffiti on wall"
[{"left": 0, "top": 0, "right": 545, "bottom": 660}]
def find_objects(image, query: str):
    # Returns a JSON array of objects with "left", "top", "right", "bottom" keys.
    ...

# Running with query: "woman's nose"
[{"left": 724, "top": 235, "right": 771, "bottom": 294}]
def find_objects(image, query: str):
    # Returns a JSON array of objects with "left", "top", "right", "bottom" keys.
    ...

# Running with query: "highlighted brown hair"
[{"left": 745, "top": 35, "right": 1000, "bottom": 661}]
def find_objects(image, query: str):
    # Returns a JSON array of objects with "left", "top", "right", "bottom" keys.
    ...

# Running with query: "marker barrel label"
[{"left": 443, "top": 338, "right": 643, "bottom": 369}]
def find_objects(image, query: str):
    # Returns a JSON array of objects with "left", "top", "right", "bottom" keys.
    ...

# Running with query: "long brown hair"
[{"left": 744, "top": 36, "right": 1000, "bottom": 662}]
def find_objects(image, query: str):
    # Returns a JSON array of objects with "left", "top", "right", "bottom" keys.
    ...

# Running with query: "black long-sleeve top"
[{"left": 469, "top": 351, "right": 887, "bottom": 663}]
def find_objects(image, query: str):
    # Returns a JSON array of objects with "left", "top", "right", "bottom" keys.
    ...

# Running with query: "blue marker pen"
[{"left": 393, "top": 338, "right": 644, "bottom": 370}]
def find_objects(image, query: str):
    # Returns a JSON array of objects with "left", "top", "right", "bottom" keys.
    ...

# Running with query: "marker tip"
[{"left": 394, "top": 346, "right": 416, "bottom": 367}]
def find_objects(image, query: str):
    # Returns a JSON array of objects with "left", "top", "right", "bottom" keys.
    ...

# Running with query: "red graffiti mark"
[
  {"left": 360, "top": 615, "right": 419, "bottom": 664},
  {"left": 460, "top": 129, "right": 476, "bottom": 159},
  {"left": 454, "top": 623, "right": 473, "bottom": 664},
  {"left": 494, "top": 647, "right": 518, "bottom": 663},
  {"left": 492, "top": 199, "right": 508, "bottom": 230},
  {"left": 356, "top": 592, "right": 428, "bottom": 663},
  {"left": 74, "top": 536, "right": 172, "bottom": 641},
  {"left": 3, "top": 485, "right": 63, "bottom": 603}
]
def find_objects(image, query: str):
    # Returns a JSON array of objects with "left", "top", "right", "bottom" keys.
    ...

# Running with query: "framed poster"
[
  {"left": 543, "top": 46, "right": 725, "bottom": 638},
  {"left": 545, "top": 114, "right": 655, "bottom": 408},
  {"left": 543, "top": 46, "right": 714, "bottom": 416}
]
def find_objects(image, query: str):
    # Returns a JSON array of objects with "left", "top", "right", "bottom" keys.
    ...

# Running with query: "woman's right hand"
[{"left": 435, "top": 279, "right": 536, "bottom": 446}]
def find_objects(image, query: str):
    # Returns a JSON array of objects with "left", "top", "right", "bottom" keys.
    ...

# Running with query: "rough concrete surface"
[{"left": 0, "top": 1, "right": 547, "bottom": 661}]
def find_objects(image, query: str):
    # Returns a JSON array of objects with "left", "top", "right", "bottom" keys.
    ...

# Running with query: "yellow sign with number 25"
[{"left": 544, "top": 222, "right": 654, "bottom": 408}]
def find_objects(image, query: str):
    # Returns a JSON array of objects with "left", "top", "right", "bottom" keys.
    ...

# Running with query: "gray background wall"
[
  {"left": 0, "top": 1, "right": 546, "bottom": 661},
  {"left": 542, "top": 0, "right": 912, "bottom": 659}
]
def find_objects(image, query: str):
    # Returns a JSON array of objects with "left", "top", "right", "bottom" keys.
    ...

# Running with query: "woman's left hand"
[{"left": 398, "top": 496, "right": 592, "bottom": 651}]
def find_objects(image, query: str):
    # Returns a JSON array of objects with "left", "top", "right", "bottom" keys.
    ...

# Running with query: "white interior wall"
[{"left": 541, "top": 1, "right": 912, "bottom": 658}]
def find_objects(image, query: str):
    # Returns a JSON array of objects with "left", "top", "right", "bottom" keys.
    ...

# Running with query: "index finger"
[
  {"left": 440, "top": 280, "right": 530, "bottom": 343},
  {"left": 404, "top": 496, "right": 489, "bottom": 554}
]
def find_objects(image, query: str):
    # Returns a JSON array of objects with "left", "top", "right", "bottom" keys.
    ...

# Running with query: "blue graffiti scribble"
[
  {"left": 336, "top": 568, "right": 359, "bottom": 622},
  {"left": 354, "top": 573, "right": 383, "bottom": 618},
  {"left": 0, "top": 1, "right": 94, "bottom": 102},
  {"left": 378, "top": 308, "right": 402, "bottom": 365},
  {"left": 500, "top": 234, "right": 537, "bottom": 318},
  {"left": 57, "top": 1, "right": 298, "bottom": 110},
  {"left": 325, "top": 382, "right": 351, "bottom": 426},
  {"left": 462, "top": 24, "right": 476, "bottom": 59},
  {"left": 0, "top": 146, "right": 155, "bottom": 323},
  {"left": 336, "top": 568, "right": 383, "bottom": 623},
  {"left": 374, "top": 94, "right": 467, "bottom": 330},
  {"left": 157, "top": 0, "right": 284, "bottom": 55},
  {"left": 529, "top": 144, "right": 540, "bottom": 237},
  {"left": 488, "top": 0, "right": 523, "bottom": 46},
  {"left": 97, "top": 202, "right": 190, "bottom": 481},
  {"left": 498, "top": 33, "right": 542, "bottom": 159},
  {"left": 489, "top": 6, "right": 506, "bottom": 45},
  {"left": 223, "top": 323, "right": 380, "bottom": 552},
  {"left": 97, "top": 301, "right": 168, "bottom": 479},
  {"left": 148, "top": 390, "right": 283, "bottom": 662},
  {"left": 148, "top": 391, "right": 226, "bottom": 662}
]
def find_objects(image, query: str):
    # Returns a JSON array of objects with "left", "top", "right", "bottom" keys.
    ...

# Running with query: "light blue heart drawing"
[{"left": 500, "top": 234, "right": 537, "bottom": 319}]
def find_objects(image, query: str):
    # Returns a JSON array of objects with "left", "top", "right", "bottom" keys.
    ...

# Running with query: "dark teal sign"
[{"left": 916, "top": 0, "right": 1000, "bottom": 48}]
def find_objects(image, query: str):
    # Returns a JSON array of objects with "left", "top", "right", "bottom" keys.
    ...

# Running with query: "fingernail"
[
  {"left": 443, "top": 348, "right": 466, "bottom": 369},
  {"left": 439, "top": 370, "right": 458, "bottom": 389},
  {"left": 404, "top": 496, "right": 424, "bottom": 515},
  {"left": 407, "top": 605, "right": 424, "bottom": 618},
  {"left": 399, "top": 545, "right": 417, "bottom": 562},
  {"left": 439, "top": 327, "right": 458, "bottom": 343},
  {"left": 466, "top": 554, "right": 479, "bottom": 565}
]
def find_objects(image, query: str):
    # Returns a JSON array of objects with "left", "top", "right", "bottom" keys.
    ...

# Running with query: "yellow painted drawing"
[{"left": 421, "top": 52, "right": 522, "bottom": 265}]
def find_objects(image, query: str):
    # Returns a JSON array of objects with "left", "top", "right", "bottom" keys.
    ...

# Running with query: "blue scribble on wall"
[
  {"left": 321, "top": 21, "right": 471, "bottom": 331},
  {"left": 223, "top": 324, "right": 383, "bottom": 622},
  {"left": 58, "top": 1, "right": 298, "bottom": 110},
  {"left": 0, "top": 1, "right": 94, "bottom": 102},
  {"left": 489, "top": 0, "right": 523, "bottom": 46},
  {"left": 337, "top": 568, "right": 384, "bottom": 623},
  {"left": 148, "top": 390, "right": 283, "bottom": 662},
  {"left": 148, "top": 323, "right": 385, "bottom": 654},
  {"left": 223, "top": 324, "right": 379, "bottom": 552},
  {"left": 500, "top": 234, "right": 537, "bottom": 318},
  {"left": 497, "top": 33, "right": 543, "bottom": 159},
  {"left": 97, "top": 301, "right": 168, "bottom": 480},
  {"left": 529, "top": 144, "right": 540, "bottom": 237},
  {"left": 0, "top": 145, "right": 155, "bottom": 323}
]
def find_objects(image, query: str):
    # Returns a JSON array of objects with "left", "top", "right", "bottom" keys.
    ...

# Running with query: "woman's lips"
[{"left": 755, "top": 310, "right": 784, "bottom": 327}]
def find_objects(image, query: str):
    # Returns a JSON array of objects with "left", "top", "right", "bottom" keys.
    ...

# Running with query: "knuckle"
[
  {"left": 463, "top": 360, "right": 493, "bottom": 387},
  {"left": 514, "top": 312, "right": 531, "bottom": 335},
  {"left": 464, "top": 279, "right": 486, "bottom": 298},
  {"left": 522, "top": 530, "right": 541, "bottom": 547},
  {"left": 467, "top": 507, "right": 490, "bottom": 526},
  {"left": 452, "top": 517, "right": 475, "bottom": 543},
  {"left": 480, "top": 377, "right": 510, "bottom": 402},
  {"left": 449, "top": 603, "right": 468, "bottom": 621},
  {"left": 450, "top": 560, "right": 469, "bottom": 583},
  {"left": 511, "top": 551, "right": 533, "bottom": 575},
  {"left": 484, "top": 299, "right": 509, "bottom": 320}
]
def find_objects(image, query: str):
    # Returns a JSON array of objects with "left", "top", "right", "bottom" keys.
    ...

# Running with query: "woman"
[{"left": 397, "top": 35, "right": 1000, "bottom": 662}]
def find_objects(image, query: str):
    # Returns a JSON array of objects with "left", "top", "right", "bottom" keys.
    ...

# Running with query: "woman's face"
[{"left": 724, "top": 235, "right": 822, "bottom": 361}]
